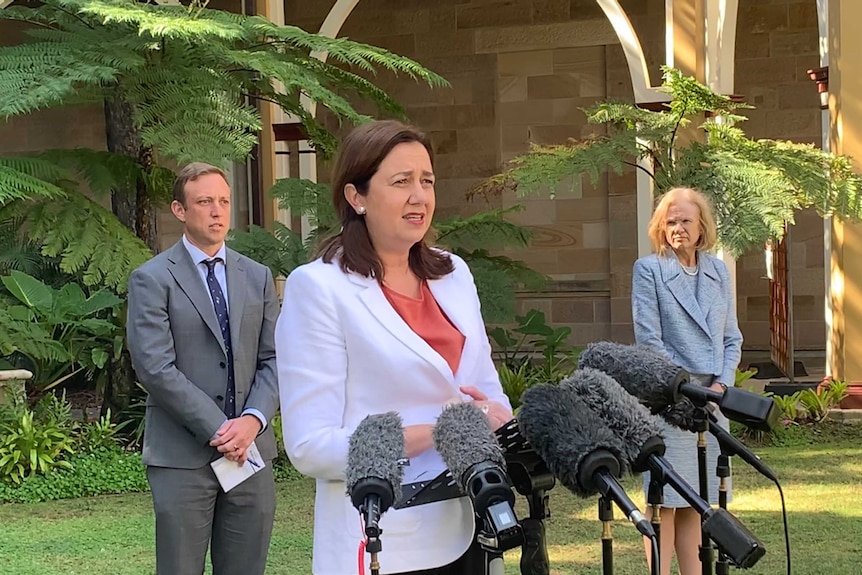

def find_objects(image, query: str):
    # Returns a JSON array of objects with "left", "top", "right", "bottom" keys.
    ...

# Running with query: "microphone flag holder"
[{"left": 397, "top": 419, "right": 554, "bottom": 575}]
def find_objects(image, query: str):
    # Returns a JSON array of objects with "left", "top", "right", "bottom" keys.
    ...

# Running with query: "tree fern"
[{"left": 478, "top": 66, "right": 862, "bottom": 256}]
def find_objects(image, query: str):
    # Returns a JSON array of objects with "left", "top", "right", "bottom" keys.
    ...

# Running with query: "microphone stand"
[
  {"left": 715, "top": 449, "right": 731, "bottom": 575},
  {"left": 647, "top": 473, "right": 664, "bottom": 575},
  {"left": 694, "top": 410, "right": 715, "bottom": 575},
  {"left": 366, "top": 535, "right": 382, "bottom": 575},
  {"left": 598, "top": 496, "right": 614, "bottom": 575}
]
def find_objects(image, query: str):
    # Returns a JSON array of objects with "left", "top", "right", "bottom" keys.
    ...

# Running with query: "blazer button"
[
  {"left": 216, "top": 395, "right": 224, "bottom": 401},
  {"left": 219, "top": 361, "right": 226, "bottom": 368}
]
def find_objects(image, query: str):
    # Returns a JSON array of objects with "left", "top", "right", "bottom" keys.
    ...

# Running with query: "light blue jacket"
[{"left": 632, "top": 252, "right": 743, "bottom": 385}]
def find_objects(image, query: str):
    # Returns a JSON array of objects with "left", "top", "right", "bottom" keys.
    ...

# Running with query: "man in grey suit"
[{"left": 127, "top": 162, "right": 280, "bottom": 575}]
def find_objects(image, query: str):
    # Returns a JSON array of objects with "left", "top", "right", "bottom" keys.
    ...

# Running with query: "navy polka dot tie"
[{"left": 204, "top": 258, "right": 235, "bottom": 418}]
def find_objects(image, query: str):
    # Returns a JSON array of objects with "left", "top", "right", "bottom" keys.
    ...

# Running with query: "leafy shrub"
[
  {"left": 489, "top": 309, "right": 581, "bottom": 407},
  {"left": 0, "top": 409, "right": 75, "bottom": 484},
  {"left": 0, "top": 447, "right": 147, "bottom": 503},
  {"left": 78, "top": 409, "right": 123, "bottom": 452}
]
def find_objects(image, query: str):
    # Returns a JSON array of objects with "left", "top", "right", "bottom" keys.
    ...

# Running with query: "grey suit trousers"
[{"left": 147, "top": 463, "right": 276, "bottom": 575}]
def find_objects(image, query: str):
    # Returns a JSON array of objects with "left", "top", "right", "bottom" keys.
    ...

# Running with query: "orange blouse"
[{"left": 382, "top": 281, "right": 466, "bottom": 375}]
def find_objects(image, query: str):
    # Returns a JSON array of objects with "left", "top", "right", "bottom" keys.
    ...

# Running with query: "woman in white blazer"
[
  {"left": 275, "top": 120, "right": 513, "bottom": 575},
  {"left": 631, "top": 186, "right": 743, "bottom": 575}
]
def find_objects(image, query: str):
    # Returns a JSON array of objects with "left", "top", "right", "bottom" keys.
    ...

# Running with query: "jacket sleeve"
[
  {"left": 243, "top": 265, "right": 280, "bottom": 425},
  {"left": 631, "top": 257, "right": 670, "bottom": 357},
  {"left": 126, "top": 267, "right": 227, "bottom": 444},
  {"left": 276, "top": 264, "right": 351, "bottom": 481},
  {"left": 452, "top": 255, "right": 512, "bottom": 413},
  {"left": 716, "top": 259, "right": 743, "bottom": 386}
]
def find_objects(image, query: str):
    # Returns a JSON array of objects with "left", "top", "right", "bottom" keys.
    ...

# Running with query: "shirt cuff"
[{"left": 242, "top": 408, "right": 267, "bottom": 433}]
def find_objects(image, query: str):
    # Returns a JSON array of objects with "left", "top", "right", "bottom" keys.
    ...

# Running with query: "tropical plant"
[
  {"left": 798, "top": 380, "right": 849, "bottom": 423},
  {"left": 0, "top": 0, "right": 446, "bottom": 272},
  {"left": 474, "top": 67, "right": 862, "bottom": 256},
  {"left": 0, "top": 270, "right": 123, "bottom": 390},
  {"left": 0, "top": 408, "right": 75, "bottom": 485},
  {"left": 489, "top": 309, "right": 581, "bottom": 406}
]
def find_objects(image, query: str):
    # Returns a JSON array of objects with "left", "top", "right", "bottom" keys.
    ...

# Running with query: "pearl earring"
[{"left": 357, "top": 206, "right": 366, "bottom": 215}]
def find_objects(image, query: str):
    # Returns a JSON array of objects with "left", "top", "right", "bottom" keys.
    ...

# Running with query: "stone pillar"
[{"left": 827, "top": 0, "right": 862, "bottom": 380}]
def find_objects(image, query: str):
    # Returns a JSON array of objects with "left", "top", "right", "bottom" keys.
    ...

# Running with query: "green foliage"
[
  {"left": 0, "top": 408, "right": 75, "bottom": 485},
  {"left": 488, "top": 309, "right": 580, "bottom": 407},
  {"left": 798, "top": 380, "right": 849, "bottom": 423},
  {"left": 0, "top": 271, "right": 123, "bottom": 390},
  {"left": 435, "top": 207, "right": 546, "bottom": 323},
  {"left": 0, "top": 0, "right": 446, "bottom": 162},
  {"left": 227, "top": 222, "right": 308, "bottom": 280},
  {"left": 732, "top": 380, "right": 851, "bottom": 446},
  {"left": 478, "top": 66, "right": 862, "bottom": 256},
  {"left": 0, "top": 447, "right": 147, "bottom": 503},
  {"left": 78, "top": 409, "right": 124, "bottom": 453}
]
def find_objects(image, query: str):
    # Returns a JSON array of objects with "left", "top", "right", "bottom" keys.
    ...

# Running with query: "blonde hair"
[{"left": 648, "top": 187, "right": 717, "bottom": 256}]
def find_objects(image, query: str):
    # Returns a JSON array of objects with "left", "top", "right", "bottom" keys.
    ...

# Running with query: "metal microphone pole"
[
  {"left": 647, "top": 472, "right": 664, "bottom": 575},
  {"left": 695, "top": 411, "right": 715, "bottom": 575},
  {"left": 366, "top": 535, "right": 382, "bottom": 575},
  {"left": 715, "top": 449, "right": 732, "bottom": 575},
  {"left": 598, "top": 496, "right": 614, "bottom": 575}
]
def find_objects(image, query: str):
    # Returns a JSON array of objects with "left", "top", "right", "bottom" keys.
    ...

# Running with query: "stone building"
[{"left": 3, "top": 0, "right": 862, "bottom": 379}]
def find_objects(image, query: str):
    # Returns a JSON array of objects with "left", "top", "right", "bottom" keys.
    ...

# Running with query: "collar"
[{"left": 182, "top": 235, "right": 227, "bottom": 265}]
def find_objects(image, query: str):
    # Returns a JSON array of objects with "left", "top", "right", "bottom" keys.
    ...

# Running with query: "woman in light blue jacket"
[{"left": 632, "top": 186, "right": 743, "bottom": 575}]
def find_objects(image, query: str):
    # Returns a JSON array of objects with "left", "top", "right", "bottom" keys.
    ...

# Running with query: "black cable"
[
  {"left": 775, "top": 479, "right": 791, "bottom": 575},
  {"left": 649, "top": 534, "right": 661, "bottom": 575}
]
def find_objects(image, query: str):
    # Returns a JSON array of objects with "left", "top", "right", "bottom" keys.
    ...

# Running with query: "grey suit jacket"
[
  {"left": 631, "top": 251, "right": 743, "bottom": 385},
  {"left": 126, "top": 241, "right": 280, "bottom": 468}
]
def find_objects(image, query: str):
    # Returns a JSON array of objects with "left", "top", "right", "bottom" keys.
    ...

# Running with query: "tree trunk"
[
  {"left": 103, "top": 94, "right": 157, "bottom": 415},
  {"left": 104, "top": 94, "right": 159, "bottom": 253}
]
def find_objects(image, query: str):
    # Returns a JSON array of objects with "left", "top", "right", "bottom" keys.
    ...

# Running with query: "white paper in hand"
[{"left": 210, "top": 441, "right": 266, "bottom": 493}]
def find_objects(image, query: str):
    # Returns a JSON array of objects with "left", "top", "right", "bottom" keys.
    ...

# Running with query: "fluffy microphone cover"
[
  {"left": 578, "top": 342, "right": 683, "bottom": 411},
  {"left": 346, "top": 412, "right": 405, "bottom": 502},
  {"left": 433, "top": 402, "right": 506, "bottom": 488},
  {"left": 561, "top": 367, "right": 665, "bottom": 465},
  {"left": 519, "top": 383, "right": 627, "bottom": 498}
]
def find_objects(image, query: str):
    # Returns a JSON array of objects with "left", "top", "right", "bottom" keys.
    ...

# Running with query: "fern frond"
[
  {"left": 6, "top": 193, "right": 152, "bottom": 291},
  {"left": 268, "top": 177, "right": 337, "bottom": 229}
]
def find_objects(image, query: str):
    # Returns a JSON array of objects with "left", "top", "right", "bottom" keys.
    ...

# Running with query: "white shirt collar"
[{"left": 182, "top": 235, "right": 227, "bottom": 265}]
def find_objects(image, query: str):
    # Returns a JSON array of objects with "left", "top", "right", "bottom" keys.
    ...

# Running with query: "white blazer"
[{"left": 276, "top": 252, "right": 512, "bottom": 575}]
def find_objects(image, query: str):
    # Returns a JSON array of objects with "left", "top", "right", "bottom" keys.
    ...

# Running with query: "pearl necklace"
[{"left": 681, "top": 263, "right": 699, "bottom": 276}]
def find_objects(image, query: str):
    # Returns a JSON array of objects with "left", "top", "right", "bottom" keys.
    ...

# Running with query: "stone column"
[{"left": 827, "top": 0, "right": 862, "bottom": 380}]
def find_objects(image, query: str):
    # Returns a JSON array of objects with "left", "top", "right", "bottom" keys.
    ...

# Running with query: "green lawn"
[{"left": 1, "top": 433, "right": 861, "bottom": 575}]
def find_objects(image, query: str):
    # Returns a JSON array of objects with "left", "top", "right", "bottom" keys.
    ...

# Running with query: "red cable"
[{"left": 357, "top": 515, "right": 367, "bottom": 575}]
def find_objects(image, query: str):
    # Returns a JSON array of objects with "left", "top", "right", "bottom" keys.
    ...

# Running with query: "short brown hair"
[
  {"left": 317, "top": 120, "right": 453, "bottom": 280},
  {"left": 648, "top": 186, "right": 718, "bottom": 256},
  {"left": 173, "top": 162, "right": 228, "bottom": 205}
]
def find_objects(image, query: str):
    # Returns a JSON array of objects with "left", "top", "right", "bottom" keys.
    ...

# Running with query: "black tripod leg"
[
  {"left": 715, "top": 452, "right": 731, "bottom": 575},
  {"left": 599, "top": 496, "right": 614, "bottom": 575},
  {"left": 698, "top": 428, "right": 715, "bottom": 575}
]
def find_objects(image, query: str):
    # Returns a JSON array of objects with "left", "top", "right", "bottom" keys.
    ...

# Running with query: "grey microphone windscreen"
[
  {"left": 346, "top": 412, "right": 405, "bottom": 507},
  {"left": 561, "top": 367, "right": 666, "bottom": 465},
  {"left": 433, "top": 402, "right": 506, "bottom": 489},
  {"left": 518, "top": 383, "right": 628, "bottom": 498},
  {"left": 578, "top": 342, "right": 687, "bottom": 411}
]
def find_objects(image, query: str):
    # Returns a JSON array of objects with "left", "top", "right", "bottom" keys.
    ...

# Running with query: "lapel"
[
  {"left": 696, "top": 254, "right": 722, "bottom": 326},
  {"left": 225, "top": 248, "right": 247, "bottom": 347},
  {"left": 347, "top": 271, "right": 456, "bottom": 385},
  {"left": 659, "top": 252, "right": 710, "bottom": 336},
  {"left": 166, "top": 241, "right": 226, "bottom": 355}
]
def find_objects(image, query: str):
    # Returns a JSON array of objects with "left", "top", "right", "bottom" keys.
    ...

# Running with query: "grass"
[{"left": 1, "top": 425, "right": 861, "bottom": 575}]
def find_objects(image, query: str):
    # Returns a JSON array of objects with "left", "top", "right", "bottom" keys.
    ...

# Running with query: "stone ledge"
[{"left": 826, "top": 409, "right": 862, "bottom": 423}]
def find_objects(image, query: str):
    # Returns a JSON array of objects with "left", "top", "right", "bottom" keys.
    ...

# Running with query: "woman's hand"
[{"left": 459, "top": 385, "right": 513, "bottom": 430}]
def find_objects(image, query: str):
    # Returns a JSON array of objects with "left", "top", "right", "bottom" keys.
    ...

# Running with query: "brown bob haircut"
[
  {"left": 173, "top": 162, "right": 229, "bottom": 205},
  {"left": 317, "top": 120, "right": 454, "bottom": 280},
  {"left": 648, "top": 186, "right": 718, "bottom": 256}
]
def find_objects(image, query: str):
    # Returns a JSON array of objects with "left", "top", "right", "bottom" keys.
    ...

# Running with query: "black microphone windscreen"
[
  {"left": 561, "top": 367, "right": 665, "bottom": 464},
  {"left": 518, "top": 383, "right": 627, "bottom": 498},
  {"left": 659, "top": 397, "right": 707, "bottom": 432},
  {"left": 433, "top": 402, "right": 506, "bottom": 490},
  {"left": 578, "top": 342, "right": 687, "bottom": 411},
  {"left": 346, "top": 412, "right": 405, "bottom": 507}
]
